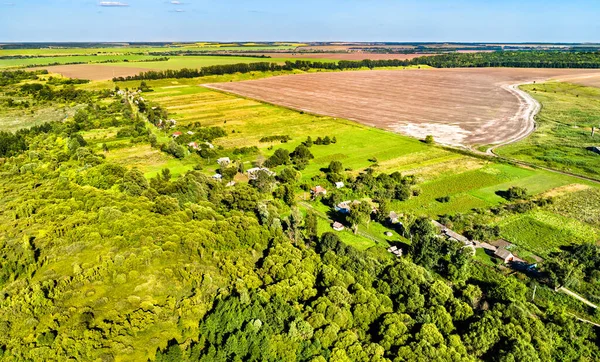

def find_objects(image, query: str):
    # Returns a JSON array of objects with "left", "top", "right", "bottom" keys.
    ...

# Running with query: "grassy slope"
[{"left": 496, "top": 82, "right": 600, "bottom": 180}]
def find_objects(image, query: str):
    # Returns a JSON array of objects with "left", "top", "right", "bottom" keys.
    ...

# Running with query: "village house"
[
  {"left": 387, "top": 245, "right": 403, "bottom": 257},
  {"left": 187, "top": 131, "right": 195, "bottom": 135},
  {"left": 212, "top": 174, "right": 223, "bottom": 182},
  {"left": 335, "top": 182, "right": 345, "bottom": 189},
  {"left": 205, "top": 142, "right": 214, "bottom": 149},
  {"left": 172, "top": 131, "right": 182, "bottom": 138},
  {"left": 188, "top": 142, "right": 199, "bottom": 150},
  {"left": 217, "top": 157, "right": 231, "bottom": 167},
  {"left": 494, "top": 248, "right": 514, "bottom": 264},
  {"left": 431, "top": 220, "right": 448, "bottom": 232},
  {"left": 247, "top": 167, "right": 275, "bottom": 180},
  {"left": 335, "top": 201, "right": 351, "bottom": 214},
  {"left": 332, "top": 222, "right": 345, "bottom": 231},
  {"left": 226, "top": 181, "right": 236, "bottom": 187},
  {"left": 311, "top": 186, "right": 327, "bottom": 197},
  {"left": 389, "top": 211, "right": 399, "bottom": 224},
  {"left": 443, "top": 229, "right": 471, "bottom": 245}
]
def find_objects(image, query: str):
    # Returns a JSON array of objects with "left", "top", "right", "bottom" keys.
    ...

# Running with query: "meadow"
[{"left": 496, "top": 82, "right": 600, "bottom": 180}]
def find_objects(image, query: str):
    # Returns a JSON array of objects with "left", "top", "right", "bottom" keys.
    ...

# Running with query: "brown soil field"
[
  {"left": 552, "top": 73, "right": 600, "bottom": 88},
  {"left": 205, "top": 68, "right": 600, "bottom": 147},
  {"left": 34, "top": 64, "right": 152, "bottom": 81},
  {"left": 256, "top": 53, "right": 437, "bottom": 61}
]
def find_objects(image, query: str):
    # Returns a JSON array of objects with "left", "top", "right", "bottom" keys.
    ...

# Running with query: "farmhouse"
[
  {"left": 389, "top": 211, "right": 400, "bottom": 224},
  {"left": 172, "top": 131, "right": 182, "bottom": 138},
  {"left": 490, "top": 239, "right": 514, "bottom": 249},
  {"left": 332, "top": 222, "right": 345, "bottom": 231},
  {"left": 188, "top": 142, "right": 199, "bottom": 149},
  {"left": 443, "top": 229, "right": 470, "bottom": 245},
  {"left": 226, "top": 181, "right": 236, "bottom": 187},
  {"left": 205, "top": 142, "right": 215, "bottom": 149},
  {"left": 432, "top": 220, "right": 448, "bottom": 232},
  {"left": 335, "top": 201, "right": 351, "bottom": 214},
  {"left": 387, "top": 245, "right": 403, "bottom": 257},
  {"left": 187, "top": 131, "right": 195, "bottom": 135},
  {"left": 217, "top": 157, "right": 231, "bottom": 167},
  {"left": 247, "top": 167, "right": 275, "bottom": 180},
  {"left": 335, "top": 182, "right": 345, "bottom": 189},
  {"left": 212, "top": 174, "right": 223, "bottom": 182},
  {"left": 494, "top": 248, "right": 514, "bottom": 264},
  {"left": 311, "top": 186, "right": 327, "bottom": 196}
]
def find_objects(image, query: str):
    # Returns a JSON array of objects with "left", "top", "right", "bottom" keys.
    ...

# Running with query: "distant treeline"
[
  {"left": 112, "top": 51, "right": 600, "bottom": 81},
  {"left": 147, "top": 51, "right": 271, "bottom": 58}
]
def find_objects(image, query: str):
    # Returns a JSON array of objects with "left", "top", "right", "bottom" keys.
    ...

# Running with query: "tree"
[
  {"left": 328, "top": 160, "right": 344, "bottom": 174},
  {"left": 265, "top": 148, "right": 290, "bottom": 167},
  {"left": 161, "top": 168, "right": 172, "bottom": 181},
  {"left": 291, "top": 144, "right": 314, "bottom": 163},
  {"left": 348, "top": 202, "right": 371, "bottom": 234},
  {"left": 503, "top": 186, "right": 528, "bottom": 201},
  {"left": 122, "top": 168, "right": 149, "bottom": 196},
  {"left": 424, "top": 135, "right": 435, "bottom": 144},
  {"left": 152, "top": 195, "right": 180, "bottom": 215},
  {"left": 305, "top": 212, "right": 318, "bottom": 241},
  {"left": 544, "top": 257, "right": 584, "bottom": 289}
]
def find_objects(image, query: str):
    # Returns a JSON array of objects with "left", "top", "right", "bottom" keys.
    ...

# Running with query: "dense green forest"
[
  {"left": 112, "top": 51, "right": 600, "bottom": 81},
  {"left": 0, "top": 71, "right": 599, "bottom": 361}
]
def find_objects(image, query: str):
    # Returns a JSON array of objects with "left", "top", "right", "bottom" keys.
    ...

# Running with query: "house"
[
  {"left": 187, "top": 131, "right": 195, "bottom": 135},
  {"left": 335, "top": 201, "right": 351, "bottom": 214},
  {"left": 311, "top": 186, "right": 327, "bottom": 196},
  {"left": 212, "top": 174, "right": 223, "bottom": 182},
  {"left": 490, "top": 239, "right": 514, "bottom": 250},
  {"left": 431, "top": 220, "right": 448, "bottom": 232},
  {"left": 389, "top": 211, "right": 399, "bottom": 224},
  {"left": 172, "top": 131, "right": 182, "bottom": 138},
  {"left": 226, "top": 181, "right": 236, "bottom": 187},
  {"left": 494, "top": 248, "right": 514, "bottom": 264},
  {"left": 443, "top": 229, "right": 470, "bottom": 245},
  {"left": 387, "top": 245, "right": 403, "bottom": 257},
  {"left": 332, "top": 222, "right": 345, "bottom": 231},
  {"left": 247, "top": 167, "right": 275, "bottom": 180},
  {"left": 205, "top": 142, "right": 214, "bottom": 149},
  {"left": 188, "top": 142, "right": 199, "bottom": 150},
  {"left": 217, "top": 157, "right": 231, "bottom": 167},
  {"left": 335, "top": 182, "right": 345, "bottom": 189}
]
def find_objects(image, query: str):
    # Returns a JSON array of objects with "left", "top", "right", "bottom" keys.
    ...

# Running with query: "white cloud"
[
  {"left": 99, "top": 1, "right": 129, "bottom": 7},
  {"left": 171, "top": 1, "right": 182, "bottom": 4}
]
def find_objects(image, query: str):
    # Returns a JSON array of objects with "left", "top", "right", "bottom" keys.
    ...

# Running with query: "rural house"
[
  {"left": 188, "top": 142, "right": 199, "bottom": 150},
  {"left": 432, "top": 220, "right": 448, "bottom": 232},
  {"left": 332, "top": 222, "right": 345, "bottom": 231},
  {"left": 335, "top": 182, "right": 345, "bottom": 189},
  {"left": 387, "top": 245, "right": 403, "bottom": 257},
  {"left": 172, "top": 131, "right": 182, "bottom": 138},
  {"left": 212, "top": 174, "right": 223, "bottom": 182},
  {"left": 443, "top": 229, "right": 470, "bottom": 245},
  {"left": 494, "top": 248, "right": 514, "bottom": 264},
  {"left": 311, "top": 186, "right": 327, "bottom": 196},
  {"left": 205, "top": 142, "right": 215, "bottom": 149},
  {"left": 335, "top": 201, "right": 351, "bottom": 214},
  {"left": 217, "top": 157, "right": 231, "bottom": 167},
  {"left": 247, "top": 167, "right": 275, "bottom": 180},
  {"left": 389, "top": 211, "right": 400, "bottom": 224},
  {"left": 187, "top": 131, "right": 195, "bottom": 135}
]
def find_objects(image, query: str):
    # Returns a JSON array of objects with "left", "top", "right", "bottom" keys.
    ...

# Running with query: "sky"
[{"left": 0, "top": 0, "right": 599, "bottom": 43}]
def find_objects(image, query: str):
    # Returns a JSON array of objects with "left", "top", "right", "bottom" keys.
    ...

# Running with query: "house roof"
[
  {"left": 217, "top": 157, "right": 230, "bottom": 162},
  {"left": 172, "top": 131, "right": 182, "bottom": 136},
  {"left": 212, "top": 174, "right": 222, "bottom": 179},
  {"left": 389, "top": 211, "right": 399, "bottom": 219},
  {"left": 312, "top": 186, "right": 327, "bottom": 193},
  {"left": 431, "top": 220, "right": 447, "bottom": 231},
  {"left": 491, "top": 239, "right": 513, "bottom": 249},
  {"left": 332, "top": 222, "right": 344, "bottom": 229},
  {"left": 494, "top": 248, "right": 514, "bottom": 260},
  {"left": 444, "top": 229, "right": 469, "bottom": 243}
]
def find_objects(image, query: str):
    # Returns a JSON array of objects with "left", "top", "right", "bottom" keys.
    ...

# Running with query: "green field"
[
  {"left": 496, "top": 82, "right": 600, "bottom": 180},
  {"left": 0, "top": 55, "right": 161, "bottom": 69}
]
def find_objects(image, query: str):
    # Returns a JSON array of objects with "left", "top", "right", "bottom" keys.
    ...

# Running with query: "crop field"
[
  {"left": 252, "top": 52, "right": 436, "bottom": 61},
  {"left": 206, "top": 68, "right": 600, "bottom": 147},
  {"left": 496, "top": 82, "right": 600, "bottom": 179},
  {"left": 0, "top": 54, "right": 160, "bottom": 69},
  {"left": 37, "top": 56, "right": 337, "bottom": 81}
]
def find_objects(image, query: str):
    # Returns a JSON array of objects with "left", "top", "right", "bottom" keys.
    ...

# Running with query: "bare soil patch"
[
  {"left": 33, "top": 64, "right": 152, "bottom": 81},
  {"left": 205, "top": 68, "right": 600, "bottom": 147},
  {"left": 551, "top": 73, "right": 600, "bottom": 88}
]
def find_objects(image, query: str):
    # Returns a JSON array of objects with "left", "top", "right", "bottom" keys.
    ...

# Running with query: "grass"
[
  {"left": 0, "top": 55, "right": 164, "bottom": 69},
  {"left": 496, "top": 82, "right": 600, "bottom": 180}
]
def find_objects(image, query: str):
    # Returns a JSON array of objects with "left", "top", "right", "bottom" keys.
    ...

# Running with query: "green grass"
[
  {"left": 497, "top": 210, "right": 600, "bottom": 257},
  {"left": 0, "top": 55, "right": 161, "bottom": 69},
  {"left": 496, "top": 82, "right": 600, "bottom": 180}
]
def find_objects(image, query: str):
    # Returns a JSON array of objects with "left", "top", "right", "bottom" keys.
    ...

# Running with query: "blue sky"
[{"left": 0, "top": 0, "right": 598, "bottom": 43}]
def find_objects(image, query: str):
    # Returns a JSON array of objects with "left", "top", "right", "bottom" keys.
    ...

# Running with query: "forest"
[{"left": 0, "top": 70, "right": 598, "bottom": 361}]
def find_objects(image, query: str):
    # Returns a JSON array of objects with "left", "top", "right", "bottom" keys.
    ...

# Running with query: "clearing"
[{"left": 206, "top": 68, "right": 600, "bottom": 147}]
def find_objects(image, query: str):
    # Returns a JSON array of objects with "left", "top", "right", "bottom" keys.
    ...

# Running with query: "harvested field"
[
  {"left": 206, "top": 68, "right": 600, "bottom": 146},
  {"left": 34, "top": 64, "right": 152, "bottom": 81},
  {"left": 552, "top": 73, "right": 600, "bottom": 88}
]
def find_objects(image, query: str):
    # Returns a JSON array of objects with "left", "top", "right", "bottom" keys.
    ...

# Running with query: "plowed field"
[{"left": 206, "top": 68, "right": 600, "bottom": 146}]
